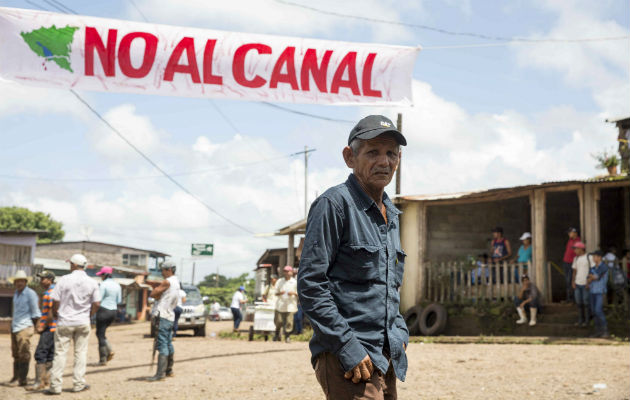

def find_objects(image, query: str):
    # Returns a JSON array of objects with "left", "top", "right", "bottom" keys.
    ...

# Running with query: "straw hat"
[{"left": 8, "top": 270, "right": 32, "bottom": 284}]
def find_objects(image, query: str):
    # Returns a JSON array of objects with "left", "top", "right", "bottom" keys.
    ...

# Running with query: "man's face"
[
  {"left": 284, "top": 269, "right": 293, "bottom": 279},
  {"left": 574, "top": 248, "right": 585, "bottom": 256},
  {"left": 569, "top": 231, "right": 577, "bottom": 239},
  {"left": 161, "top": 268, "right": 173, "bottom": 278},
  {"left": 492, "top": 231, "right": 500, "bottom": 239},
  {"left": 522, "top": 278, "right": 530, "bottom": 287},
  {"left": 14, "top": 279, "right": 27, "bottom": 291},
  {"left": 40, "top": 277, "right": 52, "bottom": 289},
  {"left": 343, "top": 135, "right": 400, "bottom": 193},
  {"left": 592, "top": 255, "right": 602, "bottom": 265}
]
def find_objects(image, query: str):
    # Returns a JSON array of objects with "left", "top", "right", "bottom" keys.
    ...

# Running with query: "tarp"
[{"left": 0, "top": 7, "right": 420, "bottom": 105}]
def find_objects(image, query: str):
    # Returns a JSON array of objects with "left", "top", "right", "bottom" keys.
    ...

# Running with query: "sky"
[{"left": 0, "top": 0, "right": 628, "bottom": 282}]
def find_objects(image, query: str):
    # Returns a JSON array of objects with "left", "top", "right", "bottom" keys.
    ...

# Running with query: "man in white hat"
[
  {"left": 8, "top": 270, "right": 41, "bottom": 387},
  {"left": 46, "top": 254, "right": 100, "bottom": 394}
]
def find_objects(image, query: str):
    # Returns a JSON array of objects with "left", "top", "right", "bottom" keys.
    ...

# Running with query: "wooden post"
[
  {"left": 287, "top": 233, "right": 295, "bottom": 267},
  {"left": 395, "top": 113, "right": 402, "bottom": 195},
  {"left": 624, "top": 185, "right": 630, "bottom": 249},
  {"left": 532, "top": 189, "right": 548, "bottom": 300},
  {"left": 583, "top": 185, "right": 600, "bottom": 252}
]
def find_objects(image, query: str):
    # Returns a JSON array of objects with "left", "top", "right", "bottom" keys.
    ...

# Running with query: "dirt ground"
[{"left": 1, "top": 321, "right": 628, "bottom": 400}]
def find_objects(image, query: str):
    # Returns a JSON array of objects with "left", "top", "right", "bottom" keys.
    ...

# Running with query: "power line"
[
  {"left": 0, "top": 153, "right": 298, "bottom": 182},
  {"left": 42, "top": 0, "right": 76, "bottom": 14},
  {"left": 260, "top": 102, "right": 355, "bottom": 123},
  {"left": 69, "top": 89, "right": 255, "bottom": 234},
  {"left": 128, "top": 0, "right": 149, "bottom": 22},
  {"left": 273, "top": 0, "right": 630, "bottom": 43}
]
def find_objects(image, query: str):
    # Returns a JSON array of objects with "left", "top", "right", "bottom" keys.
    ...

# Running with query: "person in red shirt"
[{"left": 562, "top": 227, "right": 581, "bottom": 303}]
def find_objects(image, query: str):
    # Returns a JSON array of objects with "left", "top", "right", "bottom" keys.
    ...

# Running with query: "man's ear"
[{"left": 342, "top": 146, "right": 354, "bottom": 168}]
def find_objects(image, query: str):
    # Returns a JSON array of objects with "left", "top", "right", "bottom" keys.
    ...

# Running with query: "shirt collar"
[{"left": 346, "top": 173, "right": 401, "bottom": 216}]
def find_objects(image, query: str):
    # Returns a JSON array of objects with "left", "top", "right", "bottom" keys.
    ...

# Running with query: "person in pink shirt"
[{"left": 562, "top": 227, "right": 581, "bottom": 303}]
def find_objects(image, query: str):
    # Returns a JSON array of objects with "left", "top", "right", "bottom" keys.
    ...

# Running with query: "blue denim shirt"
[
  {"left": 12, "top": 286, "right": 41, "bottom": 333},
  {"left": 588, "top": 262, "right": 609, "bottom": 294},
  {"left": 298, "top": 174, "right": 409, "bottom": 381}
]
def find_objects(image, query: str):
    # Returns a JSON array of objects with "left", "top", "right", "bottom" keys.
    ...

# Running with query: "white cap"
[
  {"left": 519, "top": 232, "right": 532, "bottom": 240},
  {"left": 68, "top": 253, "right": 88, "bottom": 267}
]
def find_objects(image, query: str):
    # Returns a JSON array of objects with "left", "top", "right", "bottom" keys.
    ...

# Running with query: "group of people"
[
  {"left": 262, "top": 265, "right": 301, "bottom": 342},
  {"left": 8, "top": 253, "right": 121, "bottom": 394}
]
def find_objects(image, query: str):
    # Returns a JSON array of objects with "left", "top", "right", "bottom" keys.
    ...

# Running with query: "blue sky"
[{"left": 0, "top": 0, "right": 628, "bottom": 281}]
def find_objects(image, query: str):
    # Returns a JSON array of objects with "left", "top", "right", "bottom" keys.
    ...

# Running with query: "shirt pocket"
[
  {"left": 331, "top": 243, "right": 381, "bottom": 283},
  {"left": 394, "top": 249, "right": 406, "bottom": 288}
]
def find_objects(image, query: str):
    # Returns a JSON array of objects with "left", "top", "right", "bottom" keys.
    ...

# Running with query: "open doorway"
[
  {"left": 599, "top": 186, "right": 628, "bottom": 256},
  {"left": 545, "top": 190, "right": 580, "bottom": 303}
]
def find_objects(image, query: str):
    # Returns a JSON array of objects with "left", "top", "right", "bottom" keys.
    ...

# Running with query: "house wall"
[
  {"left": 426, "top": 196, "right": 531, "bottom": 260},
  {"left": 36, "top": 242, "right": 150, "bottom": 272},
  {"left": 0, "top": 233, "right": 37, "bottom": 264}
]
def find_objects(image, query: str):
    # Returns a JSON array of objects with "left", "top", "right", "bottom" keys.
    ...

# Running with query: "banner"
[{"left": 0, "top": 7, "right": 420, "bottom": 105}]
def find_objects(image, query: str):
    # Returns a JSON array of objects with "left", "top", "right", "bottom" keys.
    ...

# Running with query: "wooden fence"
[{"left": 423, "top": 261, "right": 533, "bottom": 303}]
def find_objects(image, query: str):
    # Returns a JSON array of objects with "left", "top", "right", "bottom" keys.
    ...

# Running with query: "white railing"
[{"left": 423, "top": 261, "right": 533, "bottom": 303}]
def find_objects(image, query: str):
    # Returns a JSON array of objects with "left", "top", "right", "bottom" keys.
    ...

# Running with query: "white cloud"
[{"left": 512, "top": 0, "right": 630, "bottom": 116}]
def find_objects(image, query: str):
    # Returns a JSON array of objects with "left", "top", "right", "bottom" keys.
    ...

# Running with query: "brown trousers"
[
  {"left": 314, "top": 352, "right": 397, "bottom": 400},
  {"left": 11, "top": 325, "right": 34, "bottom": 363}
]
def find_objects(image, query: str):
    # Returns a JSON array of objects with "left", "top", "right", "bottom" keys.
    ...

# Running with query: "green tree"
[
  {"left": 0, "top": 206, "right": 65, "bottom": 243},
  {"left": 198, "top": 272, "right": 255, "bottom": 306}
]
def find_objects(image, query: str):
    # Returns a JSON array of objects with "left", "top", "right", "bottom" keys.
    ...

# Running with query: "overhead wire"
[
  {"left": 128, "top": 0, "right": 149, "bottom": 22},
  {"left": 260, "top": 102, "right": 355, "bottom": 123},
  {"left": 273, "top": 0, "right": 630, "bottom": 44}
]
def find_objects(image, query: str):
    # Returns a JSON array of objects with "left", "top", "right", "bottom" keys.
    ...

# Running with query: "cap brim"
[{"left": 355, "top": 128, "right": 407, "bottom": 146}]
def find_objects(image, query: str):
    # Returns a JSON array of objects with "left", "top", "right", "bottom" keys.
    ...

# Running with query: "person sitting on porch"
[
  {"left": 513, "top": 232, "right": 532, "bottom": 283},
  {"left": 587, "top": 251, "right": 609, "bottom": 338},
  {"left": 515, "top": 275, "right": 540, "bottom": 326}
]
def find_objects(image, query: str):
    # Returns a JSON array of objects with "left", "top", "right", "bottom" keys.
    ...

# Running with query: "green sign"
[{"left": 191, "top": 243, "right": 214, "bottom": 256}]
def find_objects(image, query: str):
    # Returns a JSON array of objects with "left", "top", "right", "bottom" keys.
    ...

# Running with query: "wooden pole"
[{"left": 395, "top": 113, "right": 402, "bottom": 195}]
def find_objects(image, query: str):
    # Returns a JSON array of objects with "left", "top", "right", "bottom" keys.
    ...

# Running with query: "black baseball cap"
[
  {"left": 590, "top": 250, "right": 604, "bottom": 257},
  {"left": 492, "top": 226, "right": 504, "bottom": 233},
  {"left": 348, "top": 115, "right": 407, "bottom": 146}
]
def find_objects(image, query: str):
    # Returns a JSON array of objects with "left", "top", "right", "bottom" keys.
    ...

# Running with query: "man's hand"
[
  {"left": 572, "top": 281, "right": 576, "bottom": 289},
  {"left": 344, "top": 355, "right": 373, "bottom": 383}
]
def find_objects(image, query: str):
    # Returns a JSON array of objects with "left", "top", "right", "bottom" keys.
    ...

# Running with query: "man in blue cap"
[
  {"left": 230, "top": 285, "right": 247, "bottom": 332},
  {"left": 298, "top": 115, "right": 408, "bottom": 399}
]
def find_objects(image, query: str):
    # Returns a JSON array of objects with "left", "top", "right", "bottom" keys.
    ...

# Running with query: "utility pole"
[
  {"left": 292, "top": 147, "right": 317, "bottom": 218},
  {"left": 191, "top": 261, "right": 196, "bottom": 285},
  {"left": 395, "top": 113, "right": 403, "bottom": 195}
]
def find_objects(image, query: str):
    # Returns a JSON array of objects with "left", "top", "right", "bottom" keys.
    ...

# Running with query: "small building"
[
  {"left": 35, "top": 241, "right": 169, "bottom": 321},
  {"left": 0, "top": 230, "right": 45, "bottom": 332},
  {"left": 397, "top": 176, "right": 630, "bottom": 311}
]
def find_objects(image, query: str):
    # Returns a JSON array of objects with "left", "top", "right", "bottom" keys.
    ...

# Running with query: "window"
[{"left": 122, "top": 254, "right": 147, "bottom": 267}]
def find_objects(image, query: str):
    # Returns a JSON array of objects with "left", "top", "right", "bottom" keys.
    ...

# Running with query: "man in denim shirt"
[
  {"left": 587, "top": 250, "right": 609, "bottom": 338},
  {"left": 298, "top": 115, "right": 408, "bottom": 400}
]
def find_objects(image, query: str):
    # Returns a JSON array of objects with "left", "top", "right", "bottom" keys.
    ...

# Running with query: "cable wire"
[
  {"left": 260, "top": 102, "right": 355, "bottom": 123},
  {"left": 128, "top": 0, "right": 149, "bottom": 22},
  {"left": 274, "top": 0, "right": 630, "bottom": 43},
  {"left": 69, "top": 89, "right": 255, "bottom": 234}
]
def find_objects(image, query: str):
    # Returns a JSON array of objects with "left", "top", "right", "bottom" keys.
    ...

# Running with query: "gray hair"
[
  {"left": 349, "top": 138, "right": 365, "bottom": 155},
  {"left": 349, "top": 137, "right": 401, "bottom": 155}
]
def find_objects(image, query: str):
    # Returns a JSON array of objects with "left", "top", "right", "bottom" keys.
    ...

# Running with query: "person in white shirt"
[
  {"left": 173, "top": 286, "right": 186, "bottom": 338},
  {"left": 47, "top": 254, "right": 100, "bottom": 394},
  {"left": 571, "top": 242, "right": 590, "bottom": 327},
  {"left": 230, "top": 286, "right": 247, "bottom": 332},
  {"left": 148, "top": 260, "right": 180, "bottom": 381},
  {"left": 274, "top": 266, "right": 298, "bottom": 343}
]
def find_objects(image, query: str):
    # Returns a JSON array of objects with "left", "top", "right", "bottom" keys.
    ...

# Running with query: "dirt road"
[{"left": 1, "top": 321, "right": 628, "bottom": 399}]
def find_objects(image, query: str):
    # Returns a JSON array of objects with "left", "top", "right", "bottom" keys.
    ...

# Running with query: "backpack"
[{"left": 611, "top": 266, "right": 626, "bottom": 289}]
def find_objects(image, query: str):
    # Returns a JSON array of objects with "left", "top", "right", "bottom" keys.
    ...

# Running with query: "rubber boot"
[
  {"left": 25, "top": 363, "right": 46, "bottom": 391},
  {"left": 17, "top": 362, "right": 29, "bottom": 386},
  {"left": 165, "top": 353, "right": 174, "bottom": 377},
  {"left": 516, "top": 307, "right": 527, "bottom": 324},
  {"left": 148, "top": 355, "right": 168, "bottom": 382},
  {"left": 106, "top": 341, "right": 114, "bottom": 362},
  {"left": 7, "top": 361, "right": 19, "bottom": 386},
  {"left": 98, "top": 346, "right": 108, "bottom": 365},
  {"left": 43, "top": 362, "right": 52, "bottom": 388},
  {"left": 528, "top": 308, "right": 537, "bottom": 326}
]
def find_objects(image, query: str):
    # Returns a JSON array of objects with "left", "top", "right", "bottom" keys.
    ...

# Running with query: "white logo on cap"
[{"left": 380, "top": 121, "right": 391, "bottom": 128}]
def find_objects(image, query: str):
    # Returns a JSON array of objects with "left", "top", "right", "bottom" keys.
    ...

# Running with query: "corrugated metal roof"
[
  {"left": 399, "top": 175, "right": 629, "bottom": 202},
  {"left": 37, "top": 240, "right": 170, "bottom": 257}
]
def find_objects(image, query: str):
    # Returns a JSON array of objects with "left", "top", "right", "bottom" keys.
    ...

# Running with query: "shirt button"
[{"left": 380, "top": 226, "right": 386, "bottom": 233}]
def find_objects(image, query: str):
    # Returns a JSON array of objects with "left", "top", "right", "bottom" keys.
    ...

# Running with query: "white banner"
[{"left": 0, "top": 7, "right": 420, "bottom": 105}]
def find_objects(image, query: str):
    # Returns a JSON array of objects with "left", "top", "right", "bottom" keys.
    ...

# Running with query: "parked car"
[
  {"left": 210, "top": 307, "right": 233, "bottom": 321},
  {"left": 149, "top": 285, "right": 208, "bottom": 337}
]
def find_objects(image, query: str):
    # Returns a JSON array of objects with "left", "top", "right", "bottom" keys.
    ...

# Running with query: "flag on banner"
[{"left": 0, "top": 7, "right": 420, "bottom": 105}]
